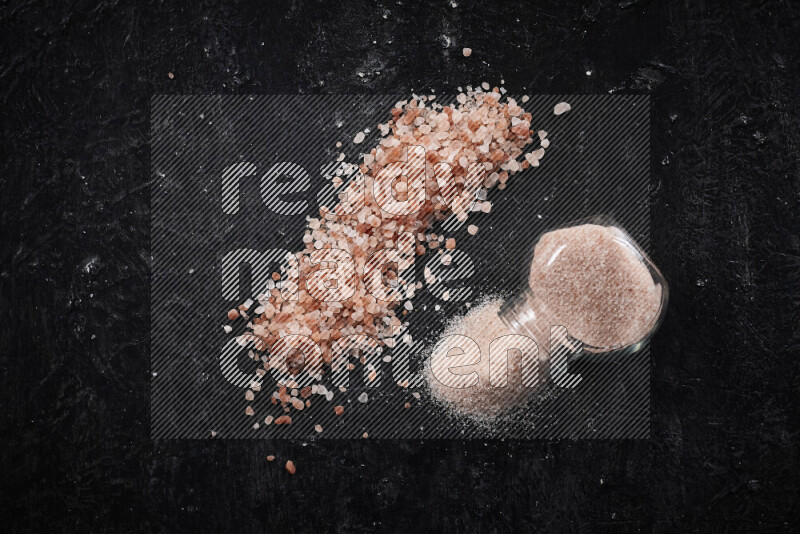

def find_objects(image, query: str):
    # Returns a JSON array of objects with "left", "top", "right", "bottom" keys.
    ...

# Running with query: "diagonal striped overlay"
[{"left": 151, "top": 95, "right": 651, "bottom": 439}]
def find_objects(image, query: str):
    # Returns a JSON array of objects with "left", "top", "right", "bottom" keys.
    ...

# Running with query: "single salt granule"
[
  {"left": 285, "top": 460, "right": 296, "bottom": 474},
  {"left": 554, "top": 102, "right": 572, "bottom": 115},
  {"left": 274, "top": 415, "right": 292, "bottom": 425}
]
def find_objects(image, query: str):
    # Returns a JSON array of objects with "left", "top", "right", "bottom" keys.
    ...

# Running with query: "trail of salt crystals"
[{"left": 228, "top": 86, "right": 551, "bottom": 425}]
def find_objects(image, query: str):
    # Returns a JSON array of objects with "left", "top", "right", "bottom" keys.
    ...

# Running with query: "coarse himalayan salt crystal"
[
  {"left": 425, "top": 298, "right": 545, "bottom": 418},
  {"left": 467, "top": 224, "right": 479, "bottom": 235},
  {"left": 553, "top": 102, "right": 572, "bottom": 115},
  {"left": 528, "top": 224, "right": 661, "bottom": 349},
  {"left": 462, "top": 47, "right": 472, "bottom": 57},
  {"left": 285, "top": 460, "right": 296, "bottom": 474}
]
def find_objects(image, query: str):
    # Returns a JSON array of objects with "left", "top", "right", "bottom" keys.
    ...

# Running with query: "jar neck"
[{"left": 498, "top": 287, "right": 563, "bottom": 355}]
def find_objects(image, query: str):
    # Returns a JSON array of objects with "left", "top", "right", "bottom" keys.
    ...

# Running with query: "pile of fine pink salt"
[
  {"left": 425, "top": 298, "right": 545, "bottom": 418},
  {"left": 528, "top": 224, "right": 661, "bottom": 349}
]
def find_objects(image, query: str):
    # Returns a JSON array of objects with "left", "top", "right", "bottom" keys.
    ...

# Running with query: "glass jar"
[{"left": 498, "top": 216, "right": 668, "bottom": 359}]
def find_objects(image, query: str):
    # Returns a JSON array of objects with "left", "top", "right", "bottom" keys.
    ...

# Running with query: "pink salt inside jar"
[{"left": 527, "top": 223, "right": 664, "bottom": 351}]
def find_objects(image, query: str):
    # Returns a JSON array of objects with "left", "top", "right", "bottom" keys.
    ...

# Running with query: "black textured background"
[{"left": 1, "top": 1, "right": 798, "bottom": 532}]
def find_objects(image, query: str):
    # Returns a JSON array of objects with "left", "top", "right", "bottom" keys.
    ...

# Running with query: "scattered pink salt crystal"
[{"left": 554, "top": 102, "right": 572, "bottom": 115}]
